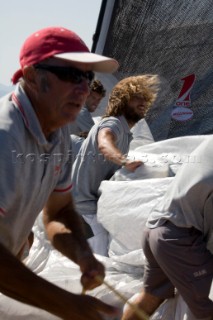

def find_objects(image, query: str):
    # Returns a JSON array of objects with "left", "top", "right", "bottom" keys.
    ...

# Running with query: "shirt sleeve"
[
  {"left": 97, "top": 117, "right": 122, "bottom": 142},
  {"left": 53, "top": 159, "right": 72, "bottom": 193},
  {"left": 0, "top": 132, "right": 23, "bottom": 213},
  {"left": 53, "top": 128, "right": 72, "bottom": 193}
]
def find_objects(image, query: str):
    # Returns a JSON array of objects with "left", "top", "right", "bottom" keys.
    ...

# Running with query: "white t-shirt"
[
  {"left": 69, "top": 106, "right": 94, "bottom": 135},
  {"left": 71, "top": 115, "right": 133, "bottom": 215},
  {"left": 147, "top": 136, "right": 213, "bottom": 246},
  {"left": 0, "top": 85, "right": 72, "bottom": 255}
]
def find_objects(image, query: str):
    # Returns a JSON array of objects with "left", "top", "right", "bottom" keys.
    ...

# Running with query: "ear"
[{"left": 22, "top": 66, "right": 38, "bottom": 90}]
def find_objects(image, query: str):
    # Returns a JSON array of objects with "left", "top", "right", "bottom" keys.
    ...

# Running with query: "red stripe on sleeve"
[
  {"left": 53, "top": 184, "right": 72, "bottom": 193},
  {"left": 0, "top": 208, "right": 6, "bottom": 216}
]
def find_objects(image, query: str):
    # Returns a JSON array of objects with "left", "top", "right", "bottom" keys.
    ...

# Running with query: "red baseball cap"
[{"left": 12, "top": 26, "right": 119, "bottom": 84}]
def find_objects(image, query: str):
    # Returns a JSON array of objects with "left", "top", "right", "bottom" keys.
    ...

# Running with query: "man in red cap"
[{"left": 0, "top": 26, "right": 119, "bottom": 319}]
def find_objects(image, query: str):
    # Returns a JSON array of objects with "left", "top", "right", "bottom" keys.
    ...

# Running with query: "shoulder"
[
  {"left": 79, "top": 106, "right": 90, "bottom": 116},
  {"left": 98, "top": 116, "right": 123, "bottom": 133},
  {"left": 99, "top": 116, "right": 120, "bottom": 126},
  {"left": 77, "top": 107, "right": 92, "bottom": 122},
  {"left": 0, "top": 94, "right": 25, "bottom": 144}
]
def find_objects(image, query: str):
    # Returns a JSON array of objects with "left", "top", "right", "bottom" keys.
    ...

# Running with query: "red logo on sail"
[{"left": 171, "top": 74, "right": 195, "bottom": 121}]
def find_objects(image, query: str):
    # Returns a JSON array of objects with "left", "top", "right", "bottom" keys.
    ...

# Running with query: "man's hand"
[
  {"left": 78, "top": 252, "right": 105, "bottom": 291},
  {"left": 121, "top": 291, "right": 163, "bottom": 320},
  {"left": 124, "top": 160, "right": 143, "bottom": 172},
  {"left": 0, "top": 242, "right": 119, "bottom": 320}
]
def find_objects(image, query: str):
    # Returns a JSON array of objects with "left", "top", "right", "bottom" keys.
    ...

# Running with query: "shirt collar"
[
  {"left": 12, "top": 84, "right": 61, "bottom": 148},
  {"left": 118, "top": 115, "right": 132, "bottom": 136}
]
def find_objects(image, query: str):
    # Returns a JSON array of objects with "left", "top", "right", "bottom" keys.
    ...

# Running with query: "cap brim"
[{"left": 54, "top": 52, "right": 119, "bottom": 73}]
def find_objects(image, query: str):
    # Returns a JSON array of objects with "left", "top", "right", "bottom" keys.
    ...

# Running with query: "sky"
[{"left": 0, "top": 0, "right": 103, "bottom": 86}]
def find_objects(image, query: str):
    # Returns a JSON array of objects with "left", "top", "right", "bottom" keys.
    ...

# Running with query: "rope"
[{"left": 82, "top": 275, "right": 150, "bottom": 320}]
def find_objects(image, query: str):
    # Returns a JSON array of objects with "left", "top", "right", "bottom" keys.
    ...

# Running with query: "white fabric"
[
  {"left": 98, "top": 177, "right": 173, "bottom": 264},
  {"left": 83, "top": 214, "right": 109, "bottom": 256},
  {"left": 1, "top": 134, "right": 213, "bottom": 319},
  {"left": 130, "top": 118, "right": 155, "bottom": 148},
  {"left": 97, "top": 134, "right": 213, "bottom": 320}
]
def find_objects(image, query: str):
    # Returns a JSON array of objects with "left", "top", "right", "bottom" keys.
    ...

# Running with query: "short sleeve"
[
  {"left": 53, "top": 129, "right": 72, "bottom": 193},
  {"left": 97, "top": 118, "right": 122, "bottom": 142},
  {"left": 0, "top": 132, "right": 23, "bottom": 213}
]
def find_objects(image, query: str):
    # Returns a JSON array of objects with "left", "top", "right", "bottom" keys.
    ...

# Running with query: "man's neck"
[{"left": 126, "top": 119, "right": 137, "bottom": 129}]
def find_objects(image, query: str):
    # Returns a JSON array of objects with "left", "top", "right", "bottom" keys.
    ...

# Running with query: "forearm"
[
  {"left": 43, "top": 193, "right": 106, "bottom": 291},
  {"left": 44, "top": 203, "right": 93, "bottom": 265},
  {"left": 97, "top": 128, "right": 128, "bottom": 166},
  {"left": 0, "top": 243, "right": 74, "bottom": 318},
  {"left": 99, "top": 142, "right": 142, "bottom": 170},
  {"left": 99, "top": 141, "right": 126, "bottom": 166},
  {"left": 47, "top": 221, "right": 92, "bottom": 265},
  {"left": 98, "top": 127, "right": 144, "bottom": 171}
]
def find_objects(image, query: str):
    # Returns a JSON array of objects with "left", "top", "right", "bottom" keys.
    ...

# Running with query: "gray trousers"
[{"left": 142, "top": 221, "right": 213, "bottom": 318}]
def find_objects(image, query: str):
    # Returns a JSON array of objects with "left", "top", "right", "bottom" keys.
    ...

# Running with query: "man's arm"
[
  {"left": 43, "top": 191, "right": 105, "bottom": 290},
  {"left": 97, "top": 128, "right": 142, "bottom": 171},
  {"left": 0, "top": 241, "right": 117, "bottom": 319}
]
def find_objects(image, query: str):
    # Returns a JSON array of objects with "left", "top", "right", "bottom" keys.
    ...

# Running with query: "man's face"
[
  {"left": 86, "top": 91, "right": 103, "bottom": 113},
  {"left": 33, "top": 59, "right": 92, "bottom": 135},
  {"left": 124, "top": 96, "right": 148, "bottom": 124}
]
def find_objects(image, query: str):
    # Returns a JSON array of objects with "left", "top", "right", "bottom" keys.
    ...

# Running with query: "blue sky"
[{"left": 0, "top": 0, "right": 102, "bottom": 85}]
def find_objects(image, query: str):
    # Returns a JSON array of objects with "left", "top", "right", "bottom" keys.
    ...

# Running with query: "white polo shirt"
[
  {"left": 0, "top": 84, "right": 72, "bottom": 255},
  {"left": 71, "top": 115, "right": 133, "bottom": 215},
  {"left": 69, "top": 106, "right": 94, "bottom": 135},
  {"left": 147, "top": 136, "right": 213, "bottom": 247},
  {"left": 76, "top": 106, "right": 95, "bottom": 132}
]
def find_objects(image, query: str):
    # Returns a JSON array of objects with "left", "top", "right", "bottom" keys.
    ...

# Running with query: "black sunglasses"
[{"left": 34, "top": 64, "right": 94, "bottom": 85}]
